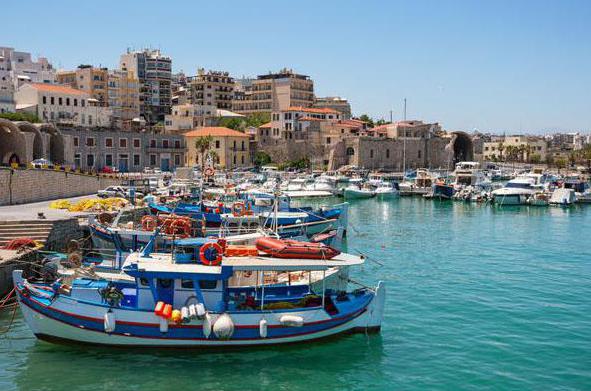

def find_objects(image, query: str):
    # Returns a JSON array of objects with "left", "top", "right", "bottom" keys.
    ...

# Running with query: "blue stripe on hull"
[{"left": 19, "top": 292, "right": 371, "bottom": 342}]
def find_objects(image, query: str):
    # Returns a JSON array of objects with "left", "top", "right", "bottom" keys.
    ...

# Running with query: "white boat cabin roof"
[{"left": 124, "top": 251, "right": 364, "bottom": 275}]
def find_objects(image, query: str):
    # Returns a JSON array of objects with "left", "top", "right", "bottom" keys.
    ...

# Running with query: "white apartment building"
[
  {"left": 15, "top": 83, "right": 112, "bottom": 127},
  {"left": 0, "top": 47, "right": 56, "bottom": 88}
]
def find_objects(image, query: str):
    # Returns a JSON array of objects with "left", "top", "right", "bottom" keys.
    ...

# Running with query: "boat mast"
[{"left": 402, "top": 98, "right": 407, "bottom": 175}]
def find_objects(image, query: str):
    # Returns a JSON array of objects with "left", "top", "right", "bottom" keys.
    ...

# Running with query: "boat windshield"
[{"left": 505, "top": 182, "right": 532, "bottom": 189}]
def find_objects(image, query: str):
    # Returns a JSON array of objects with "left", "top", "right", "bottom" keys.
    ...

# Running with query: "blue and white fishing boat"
[{"left": 13, "top": 237, "right": 385, "bottom": 348}]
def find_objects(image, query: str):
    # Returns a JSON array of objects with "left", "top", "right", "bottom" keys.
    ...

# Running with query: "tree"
[
  {"left": 254, "top": 151, "right": 272, "bottom": 167},
  {"left": 0, "top": 112, "right": 41, "bottom": 123},
  {"left": 194, "top": 135, "right": 213, "bottom": 170},
  {"left": 358, "top": 114, "right": 374, "bottom": 128},
  {"left": 555, "top": 157, "right": 567, "bottom": 169},
  {"left": 529, "top": 153, "right": 541, "bottom": 164},
  {"left": 497, "top": 143, "right": 505, "bottom": 162},
  {"left": 245, "top": 112, "right": 271, "bottom": 128},
  {"left": 218, "top": 117, "right": 243, "bottom": 131}
]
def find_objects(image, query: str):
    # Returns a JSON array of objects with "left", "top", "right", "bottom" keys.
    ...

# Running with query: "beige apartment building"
[
  {"left": 313, "top": 96, "right": 351, "bottom": 119},
  {"left": 184, "top": 126, "right": 251, "bottom": 169},
  {"left": 482, "top": 135, "right": 547, "bottom": 162},
  {"left": 190, "top": 69, "right": 234, "bottom": 110},
  {"left": 233, "top": 69, "right": 314, "bottom": 114},
  {"left": 57, "top": 65, "right": 109, "bottom": 106},
  {"left": 108, "top": 69, "right": 140, "bottom": 130}
]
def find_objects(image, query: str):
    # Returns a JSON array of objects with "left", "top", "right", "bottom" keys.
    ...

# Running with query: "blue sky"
[{"left": 3, "top": 0, "right": 590, "bottom": 133}]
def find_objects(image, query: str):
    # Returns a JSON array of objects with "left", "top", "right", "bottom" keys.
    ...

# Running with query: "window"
[
  {"left": 105, "top": 138, "right": 113, "bottom": 148},
  {"left": 241, "top": 141, "right": 245, "bottom": 151},
  {"left": 346, "top": 147, "right": 355, "bottom": 156},
  {"left": 174, "top": 140, "right": 180, "bottom": 148},
  {"left": 66, "top": 98, "right": 70, "bottom": 106},
  {"left": 150, "top": 139, "right": 156, "bottom": 147},
  {"left": 133, "top": 154, "right": 140, "bottom": 166},
  {"left": 73, "top": 137, "right": 79, "bottom": 147},
  {"left": 370, "top": 149, "right": 374, "bottom": 159},
  {"left": 105, "top": 154, "right": 113, "bottom": 166},
  {"left": 58, "top": 97, "right": 62, "bottom": 105},
  {"left": 86, "top": 154, "right": 95, "bottom": 167},
  {"left": 174, "top": 154, "right": 180, "bottom": 166},
  {"left": 88, "top": 115, "right": 92, "bottom": 125},
  {"left": 233, "top": 155, "right": 236, "bottom": 165},
  {"left": 326, "top": 137, "right": 331, "bottom": 145},
  {"left": 74, "top": 98, "right": 78, "bottom": 106},
  {"left": 215, "top": 140, "right": 220, "bottom": 148},
  {"left": 50, "top": 97, "right": 55, "bottom": 105},
  {"left": 42, "top": 96, "right": 47, "bottom": 104},
  {"left": 86, "top": 137, "right": 95, "bottom": 147},
  {"left": 181, "top": 279, "right": 194, "bottom": 289},
  {"left": 81, "top": 99, "right": 85, "bottom": 107},
  {"left": 386, "top": 149, "right": 390, "bottom": 158},
  {"left": 199, "top": 280, "right": 217, "bottom": 290},
  {"left": 139, "top": 278, "right": 149, "bottom": 287},
  {"left": 119, "top": 138, "right": 127, "bottom": 148},
  {"left": 241, "top": 155, "right": 244, "bottom": 164},
  {"left": 162, "top": 139, "right": 169, "bottom": 148},
  {"left": 418, "top": 150, "right": 421, "bottom": 159},
  {"left": 133, "top": 138, "right": 141, "bottom": 148},
  {"left": 149, "top": 154, "right": 156, "bottom": 166},
  {"left": 74, "top": 153, "right": 81, "bottom": 167},
  {"left": 158, "top": 279, "right": 173, "bottom": 288}
]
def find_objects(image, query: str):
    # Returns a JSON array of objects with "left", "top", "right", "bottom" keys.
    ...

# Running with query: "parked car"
[
  {"left": 97, "top": 186, "right": 144, "bottom": 199},
  {"left": 31, "top": 158, "right": 54, "bottom": 168},
  {"left": 100, "top": 166, "right": 120, "bottom": 174},
  {"left": 97, "top": 186, "right": 127, "bottom": 198}
]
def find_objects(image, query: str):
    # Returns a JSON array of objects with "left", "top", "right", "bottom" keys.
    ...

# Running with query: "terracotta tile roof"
[
  {"left": 298, "top": 116, "right": 324, "bottom": 121},
  {"left": 258, "top": 122, "right": 272, "bottom": 128},
  {"left": 285, "top": 106, "right": 339, "bottom": 114},
  {"left": 28, "top": 83, "right": 88, "bottom": 96},
  {"left": 184, "top": 126, "right": 249, "bottom": 138}
]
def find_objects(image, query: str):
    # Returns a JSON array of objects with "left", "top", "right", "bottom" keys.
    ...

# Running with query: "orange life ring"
[
  {"left": 232, "top": 201, "right": 246, "bottom": 217},
  {"left": 199, "top": 242, "right": 223, "bottom": 266},
  {"left": 204, "top": 167, "right": 215, "bottom": 177},
  {"left": 141, "top": 216, "right": 157, "bottom": 231}
]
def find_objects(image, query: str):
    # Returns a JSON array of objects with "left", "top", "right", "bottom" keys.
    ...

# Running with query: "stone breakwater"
[{"left": 0, "top": 168, "right": 122, "bottom": 206}]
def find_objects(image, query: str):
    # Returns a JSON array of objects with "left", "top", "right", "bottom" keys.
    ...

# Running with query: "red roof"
[
  {"left": 285, "top": 106, "right": 339, "bottom": 114},
  {"left": 184, "top": 127, "right": 249, "bottom": 138},
  {"left": 258, "top": 122, "right": 272, "bottom": 128},
  {"left": 28, "top": 83, "right": 88, "bottom": 96}
]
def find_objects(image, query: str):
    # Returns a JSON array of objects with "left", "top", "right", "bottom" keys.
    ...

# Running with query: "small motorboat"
[
  {"left": 344, "top": 183, "right": 375, "bottom": 199},
  {"left": 374, "top": 182, "right": 399, "bottom": 199},
  {"left": 549, "top": 188, "right": 576, "bottom": 206},
  {"left": 255, "top": 237, "right": 341, "bottom": 259}
]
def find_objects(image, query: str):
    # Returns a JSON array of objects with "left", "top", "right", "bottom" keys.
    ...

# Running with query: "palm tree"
[
  {"left": 194, "top": 135, "right": 213, "bottom": 171},
  {"left": 497, "top": 143, "right": 505, "bottom": 162}
]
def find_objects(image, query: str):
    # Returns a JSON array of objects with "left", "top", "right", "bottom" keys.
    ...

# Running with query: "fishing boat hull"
[{"left": 14, "top": 271, "right": 385, "bottom": 347}]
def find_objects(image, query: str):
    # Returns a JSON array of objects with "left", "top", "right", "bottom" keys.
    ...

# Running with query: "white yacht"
[{"left": 492, "top": 174, "right": 543, "bottom": 205}]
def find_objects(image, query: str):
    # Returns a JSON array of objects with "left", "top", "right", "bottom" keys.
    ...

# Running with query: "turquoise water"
[{"left": 2, "top": 197, "right": 591, "bottom": 390}]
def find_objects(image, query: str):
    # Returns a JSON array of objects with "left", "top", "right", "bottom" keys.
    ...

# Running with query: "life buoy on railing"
[
  {"left": 204, "top": 167, "right": 215, "bottom": 177},
  {"left": 141, "top": 216, "right": 157, "bottom": 231},
  {"left": 232, "top": 201, "right": 246, "bottom": 217},
  {"left": 199, "top": 242, "right": 223, "bottom": 266}
]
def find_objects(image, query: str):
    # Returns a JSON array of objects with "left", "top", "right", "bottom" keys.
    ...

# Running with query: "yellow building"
[
  {"left": 482, "top": 135, "right": 547, "bottom": 162},
  {"left": 56, "top": 65, "right": 109, "bottom": 106},
  {"left": 184, "top": 127, "right": 251, "bottom": 168}
]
